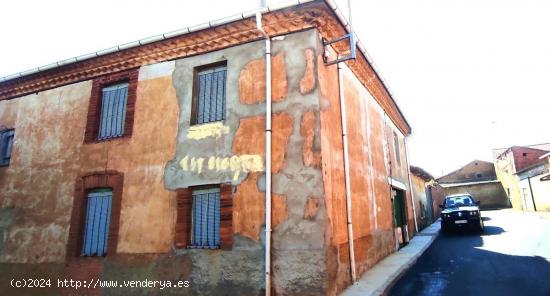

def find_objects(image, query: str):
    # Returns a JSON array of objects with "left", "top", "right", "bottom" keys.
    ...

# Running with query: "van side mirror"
[{"left": 475, "top": 201, "right": 480, "bottom": 205}]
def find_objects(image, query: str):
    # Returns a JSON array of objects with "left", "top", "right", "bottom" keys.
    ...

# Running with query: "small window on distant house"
[
  {"left": 476, "top": 173, "right": 482, "bottom": 178},
  {"left": 190, "top": 187, "right": 220, "bottom": 248},
  {"left": 0, "top": 129, "right": 14, "bottom": 166},
  {"left": 98, "top": 83, "right": 128, "bottom": 140},
  {"left": 192, "top": 63, "right": 227, "bottom": 125},
  {"left": 82, "top": 189, "right": 113, "bottom": 256},
  {"left": 393, "top": 131, "right": 401, "bottom": 166},
  {"left": 522, "top": 153, "right": 527, "bottom": 157}
]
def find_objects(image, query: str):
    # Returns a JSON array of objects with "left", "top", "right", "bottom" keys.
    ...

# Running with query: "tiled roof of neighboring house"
[
  {"left": 437, "top": 159, "right": 497, "bottom": 184},
  {"left": 508, "top": 146, "right": 549, "bottom": 172},
  {"left": 0, "top": 0, "right": 411, "bottom": 134},
  {"left": 410, "top": 165, "right": 435, "bottom": 182}
]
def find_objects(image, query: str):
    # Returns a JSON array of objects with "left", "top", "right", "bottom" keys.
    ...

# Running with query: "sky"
[{"left": 1, "top": 0, "right": 549, "bottom": 177}]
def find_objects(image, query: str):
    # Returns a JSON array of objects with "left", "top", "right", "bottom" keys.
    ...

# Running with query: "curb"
[{"left": 378, "top": 230, "right": 439, "bottom": 295}]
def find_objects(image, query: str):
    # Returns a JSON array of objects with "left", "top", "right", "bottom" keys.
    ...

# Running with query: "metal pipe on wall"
[
  {"left": 337, "top": 62, "right": 357, "bottom": 283},
  {"left": 255, "top": 10, "right": 273, "bottom": 296}
]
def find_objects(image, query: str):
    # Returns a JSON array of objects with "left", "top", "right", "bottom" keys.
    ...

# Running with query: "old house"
[
  {"left": 494, "top": 146, "right": 549, "bottom": 210},
  {"left": 514, "top": 152, "right": 550, "bottom": 211},
  {"left": 0, "top": 1, "right": 415, "bottom": 295},
  {"left": 409, "top": 166, "right": 444, "bottom": 230},
  {"left": 437, "top": 160, "right": 508, "bottom": 209}
]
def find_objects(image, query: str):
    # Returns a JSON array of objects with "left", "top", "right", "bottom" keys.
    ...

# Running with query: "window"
[
  {"left": 0, "top": 129, "right": 14, "bottom": 166},
  {"left": 393, "top": 131, "right": 401, "bottom": 166},
  {"left": 190, "top": 188, "right": 220, "bottom": 248},
  {"left": 476, "top": 173, "right": 482, "bottom": 178},
  {"left": 98, "top": 83, "right": 128, "bottom": 140},
  {"left": 84, "top": 69, "right": 138, "bottom": 143},
  {"left": 82, "top": 189, "right": 112, "bottom": 256},
  {"left": 192, "top": 63, "right": 227, "bottom": 125}
]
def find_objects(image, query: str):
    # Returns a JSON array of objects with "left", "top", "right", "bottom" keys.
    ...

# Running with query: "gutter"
[
  {"left": 255, "top": 10, "right": 273, "bottom": 296},
  {"left": 404, "top": 138, "right": 419, "bottom": 233},
  {"left": 1, "top": 0, "right": 411, "bottom": 136},
  {"left": 337, "top": 62, "right": 357, "bottom": 283}
]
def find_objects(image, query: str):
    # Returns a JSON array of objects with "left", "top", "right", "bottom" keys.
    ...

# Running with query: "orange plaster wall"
[
  {"left": 239, "top": 53, "right": 287, "bottom": 104},
  {"left": 231, "top": 113, "right": 293, "bottom": 241},
  {"left": 0, "top": 82, "right": 91, "bottom": 263},
  {"left": 78, "top": 75, "right": 179, "bottom": 253}
]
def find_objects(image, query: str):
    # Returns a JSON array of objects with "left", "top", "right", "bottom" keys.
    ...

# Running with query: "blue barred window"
[
  {"left": 0, "top": 129, "right": 14, "bottom": 166},
  {"left": 190, "top": 188, "right": 220, "bottom": 248},
  {"left": 194, "top": 64, "right": 227, "bottom": 125},
  {"left": 98, "top": 83, "right": 128, "bottom": 140},
  {"left": 82, "top": 189, "right": 112, "bottom": 256}
]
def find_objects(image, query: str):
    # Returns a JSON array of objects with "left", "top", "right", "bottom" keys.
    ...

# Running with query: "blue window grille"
[
  {"left": 98, "top": 82, "right": 128, "bottom": 140},
  {"left": 190, "top": 188, "right": 220, "bottom": 248},
  {"left": 82, "top": 189, "right": 112, "bottom": 256},
  {"left": 0, "top": 129, "right": 14, "bottom": 166},
  {"left": 195, "top": 65, "right": 227, "bottom": 125}
]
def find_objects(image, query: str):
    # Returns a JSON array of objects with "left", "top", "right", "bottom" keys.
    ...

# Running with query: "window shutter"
[
  {"left": 175, "top": 188, "right": 193, "bottom": 248},
  {"left": 219, "top": 183, "right": 233, "bottom": 250}
]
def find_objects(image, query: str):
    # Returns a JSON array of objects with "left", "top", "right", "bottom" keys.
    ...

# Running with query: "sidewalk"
[{"left": 341, "top": 220, "right": 441, "bottom": 296}]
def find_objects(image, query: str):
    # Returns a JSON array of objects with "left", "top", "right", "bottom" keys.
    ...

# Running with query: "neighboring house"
[
  {"left": 515, "top": 152, "right": 550, "bottom": 211},
  {"left": 494, "top": 146, "right": 549, "bottom": 210},
  {"left": 437, "top": 160, "right": 509, "bottom": 209},
  {"left": 409, "top": 166, "right": 445, "bottom": 230},
  {"left": 0, "top": 1, "right": 416, "bottom": 296}
]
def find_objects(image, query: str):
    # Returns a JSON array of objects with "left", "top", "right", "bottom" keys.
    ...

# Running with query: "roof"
[
  {"left": 437, "top": 160, "right": 497, "bottom": 183},
  {"left": 439, "top": 180, "right": 501, "bottom": 188},
  {"left": 0, "top": 0, "right": 411, "bottom": 135},
  {"left": 410, "top": 165, "right": 435, "bottom": 182},
  {"left": 508, "top": 146, "right": 548, "bottom": 172}
]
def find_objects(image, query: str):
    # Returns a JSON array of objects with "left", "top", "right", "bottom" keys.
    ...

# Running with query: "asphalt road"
[{"left": 389, "top": 209, "right": 550, "bottom": 296}]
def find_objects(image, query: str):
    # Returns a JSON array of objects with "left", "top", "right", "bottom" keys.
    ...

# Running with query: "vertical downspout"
[
  {"left": 527, "top": 176, "right": 538, "bottom": 211},
  {"left": 256, "top": 11, "right": 272, "bottom": 296},
  {"left": 404, "top": 138, "right": 419, "bottom": 233},
  {"left": 337, "top": 62, "right": 357, "bottom": 283}
]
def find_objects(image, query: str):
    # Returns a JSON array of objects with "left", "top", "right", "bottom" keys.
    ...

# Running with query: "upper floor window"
[
  {"left": 82, "top": 188, "right": 113, "bottom": 256},
  {"left": 98, "top": 83, "right": 128, "bottom": 140},
  {"left": 190, "top": 187, "right": 220, "bottom": 249},
  {"left": 84, "top": 69, "right": 138, "bottom": 143},
  {"left": 192, "top": 63, "right": 227, "bottom": 125},
  {"left": 0, "top": 129, "right": 14, "bottom": 166}
]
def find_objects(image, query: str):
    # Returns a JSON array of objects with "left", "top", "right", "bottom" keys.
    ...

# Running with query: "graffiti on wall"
[
  {"left": 187, "top": 122, "right": 230, "bottom": 140},
  {"left": 180, "top": 154, "right": 263, "bottom": 180}
]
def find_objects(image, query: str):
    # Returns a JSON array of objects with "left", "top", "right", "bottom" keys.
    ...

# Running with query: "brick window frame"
[
  {"left": 84, "top": 69, "right": 138, "bottom": 143},
  {"left": 175, "top": 183, "right": 233, "bottom": 250},
  {"left": 66, "top": 171, "right": 124, "bottom": 258}
]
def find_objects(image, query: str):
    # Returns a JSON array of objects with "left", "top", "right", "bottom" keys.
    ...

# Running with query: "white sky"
[{"left": 1, "top": 0, "right": 549, "bottom": 177}]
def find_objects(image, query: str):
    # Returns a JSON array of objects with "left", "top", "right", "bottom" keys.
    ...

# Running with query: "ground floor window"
[
  {"left": 190, "top": 188, "right": 220, "bottom": 248},
  {"left": 82, "top": 188, "right": 113, "bottom": 256}
]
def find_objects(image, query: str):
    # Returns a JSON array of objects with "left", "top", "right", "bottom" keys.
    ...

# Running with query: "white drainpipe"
[
  {"left": 404, "top": 138, "right": 418, "bottom": 233},
  {"left": 256, "top": 11, "right": 273, "bottom": 296},
  {"left": 337, "top": 62, "right": 357, "bottom": 283}
]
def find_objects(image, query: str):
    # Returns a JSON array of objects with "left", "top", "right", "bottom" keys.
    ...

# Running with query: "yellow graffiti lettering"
[
  {"left": 180, "top": 154, "right": 264, "bottom": 179},
  {"left": 187, "top": 122, "right": 230, "bottom": 140},
  {"left": 180, "top": 156, "right": 189, "bottom": 171}
]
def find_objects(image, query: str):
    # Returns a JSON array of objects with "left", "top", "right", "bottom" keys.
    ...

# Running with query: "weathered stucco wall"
[
  {"left": 442, "top": 182, "right": 510, "bottom": 210},
  {"left": 318, "top": 46, "right": 412, "bottom": 294},
  {"left": 163, "top": 29, "right": 328, "bottom": 296},
  {"left": 0, "top": 61, "right": 181, "bottom": 295}
]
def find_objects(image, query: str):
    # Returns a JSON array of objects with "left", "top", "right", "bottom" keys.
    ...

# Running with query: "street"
[{"left": 389, "top": 210, "right": 550, "bottom": 296}]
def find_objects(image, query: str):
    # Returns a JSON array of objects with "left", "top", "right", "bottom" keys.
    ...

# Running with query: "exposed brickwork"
[
  {"left": 64, "top": 171, "right": 124, "bottom": 296},
  {"left": 175, "top": 184, "right": 233, "bottom": 250},
  {"left": 219, "top": 183, "right": 233, "bottom": 250},
  {"left": 175, "top": 188, "right": 192, "bottom": 248},
  {"left": 84, "top": 69, "right": 138, "bottom": 143},
  {"left": 67, "top": 171, "right": 124, "bottom": 258},
  {"left": 0, "top": 1, "right": 410, "bottom": 134}
]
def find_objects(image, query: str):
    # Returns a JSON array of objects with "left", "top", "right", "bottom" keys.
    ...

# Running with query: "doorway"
[{"left": 392, "top": 188, "right": 408, "bottom": 249}]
